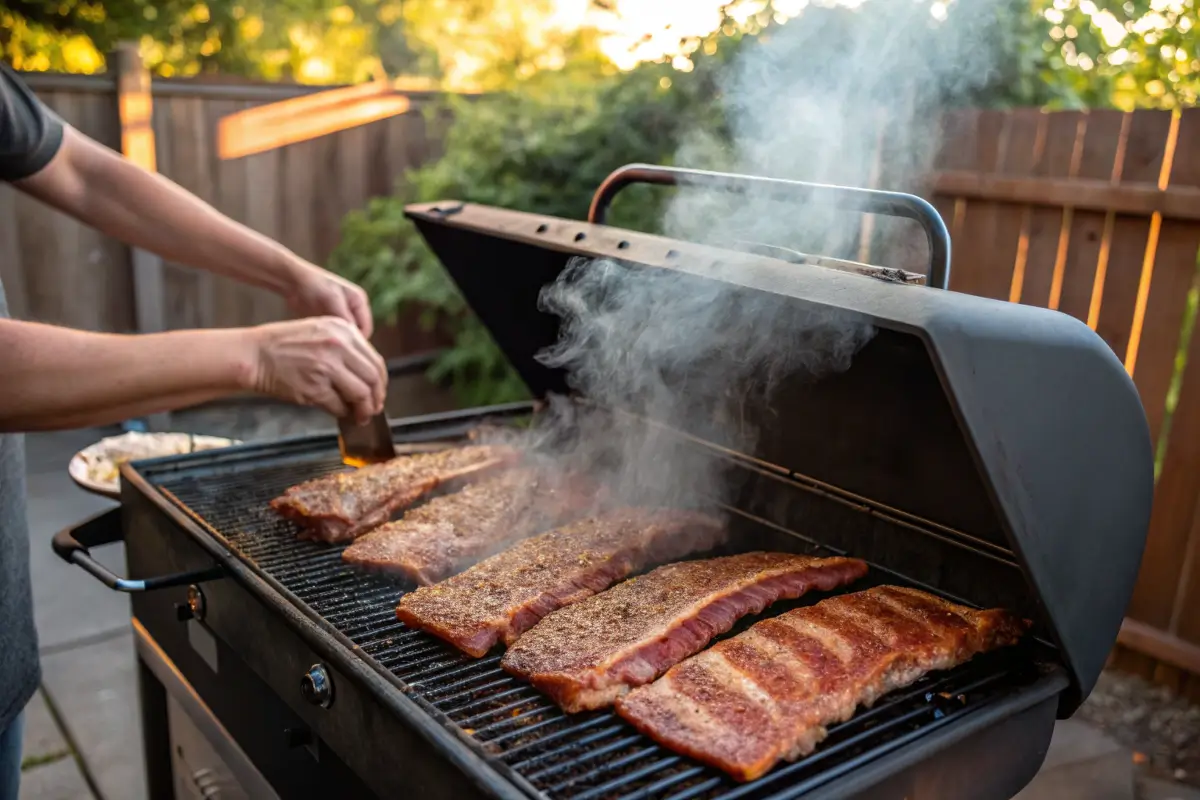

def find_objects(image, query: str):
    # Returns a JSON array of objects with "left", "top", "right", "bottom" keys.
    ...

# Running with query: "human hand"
[
  {"left": 284, "top": 260, "right": 374, "bottom": 338},
  {"left": 245, "top": 317, "right": 387, "bottom": 423}
]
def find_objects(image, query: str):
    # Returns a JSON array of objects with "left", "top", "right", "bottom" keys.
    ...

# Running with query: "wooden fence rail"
[{"left": 2, "top": 64, "right": 1199, "bottom": 696}]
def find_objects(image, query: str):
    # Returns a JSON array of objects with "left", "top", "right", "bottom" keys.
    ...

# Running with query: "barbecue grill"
[{"left": 54, "top": 164, "right": 1154, "bottom": 800}]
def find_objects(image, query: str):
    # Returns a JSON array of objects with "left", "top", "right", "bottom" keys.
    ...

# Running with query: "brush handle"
[{"left": 588, "top": 163, "right": 951, "bottom": 290}]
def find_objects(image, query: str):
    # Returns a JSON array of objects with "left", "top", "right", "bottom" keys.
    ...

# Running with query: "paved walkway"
[{"left": 15, "top": 426, "right": 1200, "bottom": 800}]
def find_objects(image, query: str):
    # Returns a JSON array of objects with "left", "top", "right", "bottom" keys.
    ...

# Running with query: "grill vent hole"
[
  {"left": 617, "top": 241, "right": 630, "bottom": 250},
  {"left": 574, "top": 232, "right": 587, "bottom": 242},
  {"left": 535, "top": 224, "right": 548, "bottom": 233}
]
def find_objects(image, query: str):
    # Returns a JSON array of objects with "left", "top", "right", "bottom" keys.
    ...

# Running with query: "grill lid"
[{"left": 405, "top": 175, "right": 1153, "bottom": 714}]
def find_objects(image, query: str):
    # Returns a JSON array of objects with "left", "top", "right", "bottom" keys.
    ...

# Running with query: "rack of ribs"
[
  {"left": 394, "top": 508, "right": 727, "bottom": 657},
  {"left": 269, "top": 444, "right": 518, "bottom": 544},
  {"left": 615, "top": 585, "right": 1029, "bottom": 782},
  {"left": 501, "top": 552, "right": 868, "bottom": 712},
  {"left": 341, "top": 468, "right": 604, "bottom": 585}
]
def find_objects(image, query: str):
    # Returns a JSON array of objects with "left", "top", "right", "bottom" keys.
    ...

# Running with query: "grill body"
[{"left": 119, "top": 406, "right": 1068, "bottom": 800}]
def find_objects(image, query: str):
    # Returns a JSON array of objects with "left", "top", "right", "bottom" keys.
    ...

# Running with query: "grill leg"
[{"left": 138, "top": 655, "right": 174, "bottom": 800}]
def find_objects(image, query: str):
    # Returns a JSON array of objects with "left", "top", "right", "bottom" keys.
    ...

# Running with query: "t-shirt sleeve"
[{"left": 0, "top": 64, "right": 64, "bottom": 182}]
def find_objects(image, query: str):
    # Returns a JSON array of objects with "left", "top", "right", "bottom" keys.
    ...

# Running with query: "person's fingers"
[
  {"left": 312, "top": 387, "right": 349, "bottom": 420},
  {"left": 346, "top": 286, "right": 374, "bottom": 338},
  {"left": 339, "top": 324, "right": 387, "bottom": 412},
  {"left": 320, "top": 286, "right": 354, "bottom": 327},
  {"left": 329, "top": 368, "right": 376, "bottom": 425},
  {"left": 339, "top": 344, "right": 386, "bottom": 414}
]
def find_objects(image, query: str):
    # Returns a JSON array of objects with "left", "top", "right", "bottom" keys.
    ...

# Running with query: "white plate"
[{"left": 69, "top": 431, "right": 241, "bottom": 499}]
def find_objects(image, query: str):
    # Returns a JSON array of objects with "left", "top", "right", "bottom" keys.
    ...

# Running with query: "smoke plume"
[{"left": 514, "top": 1, "right": 1011, "bottom": 513}]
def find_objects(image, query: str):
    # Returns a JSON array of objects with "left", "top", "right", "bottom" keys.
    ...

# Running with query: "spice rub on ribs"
[
  {"left": 270, "top": 444, "right": 518, "bottom": 544},
  {"left": 341, "top": 468, "right": 604, "bottom": 585},
  {"left": 615, "top": 585, "right": 1029, "bottom": 782},
  {"left": 502, "top": 552, "right": 868, "bottom": 713},
  {"left": 395, "top": 509, "right": 727, "bottom": 657}
]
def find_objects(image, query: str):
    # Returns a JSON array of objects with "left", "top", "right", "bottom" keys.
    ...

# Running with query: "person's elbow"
[{"left": 14, "top": 126, "right": 101, "bottom": 217}]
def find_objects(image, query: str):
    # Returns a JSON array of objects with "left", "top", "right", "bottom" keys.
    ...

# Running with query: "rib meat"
[
  {"left": 341, "top": 468, "right": 603, "bottom": 585},
  {"left": 395, "top": 509, "right": 727, "bottom": 657},
  {"left": 270, "top": 444, "right": 518, "bottom": 544},
  {"left": 615, "top": 585, "right": 1029, "bottom": 782},
  {"left": 502, "top": 552, "right": 868, "bottom": 712}
]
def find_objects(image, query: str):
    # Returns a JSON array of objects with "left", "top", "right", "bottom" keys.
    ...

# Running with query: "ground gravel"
[{"left": 1079, "top": 670, "right": 1200, "bottom": 790}]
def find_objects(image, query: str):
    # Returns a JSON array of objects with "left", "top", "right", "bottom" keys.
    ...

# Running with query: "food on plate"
[
  {"left": 614, "top": 585, "right": 1029, "bottom": 782},
  {"left": 394, "top": 508, "right": 727, "bottom": 657},
  {"left": 73, "top": 431, "right": 236, "bottom": 492},
  {"left": 270, "top": 444, "right": 518, "bottom": 544},
  {"left": 341, "top": 468, "right": 605, "bottom": 584},
  {"left": 502, "top": 552, "right": 869, "bottom": 712}
]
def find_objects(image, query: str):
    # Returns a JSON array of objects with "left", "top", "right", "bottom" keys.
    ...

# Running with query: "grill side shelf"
[{"left": 129, "top": 445, "right": 1057, "bottom": 800}]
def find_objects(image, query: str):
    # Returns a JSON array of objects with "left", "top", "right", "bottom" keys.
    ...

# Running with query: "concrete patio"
[{"left": 14, "top": 425, "right": 1200, "bottom": 800}]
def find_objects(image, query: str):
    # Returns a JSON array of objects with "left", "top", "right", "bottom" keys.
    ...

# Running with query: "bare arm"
[
  {"left": 0, "top": 319, "right": 251, "bottom": 432},
  {"left": 14, "top": 126, "right": 373, "bottom": 334},
  {"left": 0, "top": 316, "right": 388, "bottom": 432}
]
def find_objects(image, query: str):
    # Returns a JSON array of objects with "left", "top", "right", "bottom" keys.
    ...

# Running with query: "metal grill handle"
[
  {"left": 588, "top": 163, "right": 952, "bottom": 290},
  {"left": 52, "top": 507, "right": 223, "bottom": 592}
]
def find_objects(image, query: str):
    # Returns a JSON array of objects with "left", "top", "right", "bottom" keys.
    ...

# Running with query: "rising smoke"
[{"left": 513, "top": 0, "right": 1010, "bottom": 514}]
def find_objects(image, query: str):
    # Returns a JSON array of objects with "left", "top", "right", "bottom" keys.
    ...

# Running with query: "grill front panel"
[{"left": 147, "top": 446, "right": 1047, "bottom": 800}]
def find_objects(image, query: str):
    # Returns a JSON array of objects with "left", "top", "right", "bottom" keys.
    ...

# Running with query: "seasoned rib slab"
[
  {"left": 270, "top": 444, "right": 517, "bottom": 544},
  {"left": 502, "top": 552, "right": 868, "bottom": 712},
  {"left": 395, "top": 509, "right": 727, "bottom": 657},
  {"left": 615, "top": 585, "right": 1028, "bottom": 782},
  {"left": 341, "top": 468, "right": 602, "bottom": 585}
]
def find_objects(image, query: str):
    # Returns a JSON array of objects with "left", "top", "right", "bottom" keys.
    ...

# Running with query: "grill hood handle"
[
  {"left": 52, "top": 507, "right": 223, "bottom": 592},
  {"left": 588, "top": 163, "right": 951, "bottom": 290}
]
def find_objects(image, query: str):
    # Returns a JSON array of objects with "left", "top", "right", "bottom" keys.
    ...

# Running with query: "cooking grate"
[{"left": 151, "top": 451, "right": 1043, "bottom": 800}]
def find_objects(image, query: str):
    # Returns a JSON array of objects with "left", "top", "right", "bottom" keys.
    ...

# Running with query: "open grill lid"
[{"left": 405, "top": 165, "right": 1154, "bottom": 714}]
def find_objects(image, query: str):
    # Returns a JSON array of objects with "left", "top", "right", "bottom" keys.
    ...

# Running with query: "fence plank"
[
  {"left": 312, "top": 130, "right": 345, "bottom": 263},
  {"left": 208, "top": 98, "right": 254, "bottom": 330},
  {"left": 981, "top": 109, "right": 1043, "bottom": 302},
  {"left": 1132, "top": 110, "right": 1200, "bottom": 449},
  {"left": 1020, "top": 111, "right": 1083, "bottom": 307},
  {"left": 1094, "top": 111, "right": 1173, "bottom": 362},
  {"left": 948, "top": 110, "right": 1005, "bottom": 297},
  {"left": 1127, "top": 108, "right": 1200, "bottom": 633},
  {"left": 244, "top": 146, "right": 287, "bottom": 325},
  {"left": 930, "top": 109, "right": 978, "bottom": 250},
  {"left": 81, "top": 88, "right": 135, "bottom": 332},
  {"left": 281, "top": 138, "right": 320, "bottom": 265},
  {"left": 166, "top": 97, "right": 217, "bottom": 328},
  {"left": 1055, "top": 110, "right": 1125, "bottom": 321}
]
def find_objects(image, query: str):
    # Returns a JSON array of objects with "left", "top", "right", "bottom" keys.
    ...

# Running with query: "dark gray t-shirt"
[{"left": 0, "top": 63, "right": 65, "bottom": 732}]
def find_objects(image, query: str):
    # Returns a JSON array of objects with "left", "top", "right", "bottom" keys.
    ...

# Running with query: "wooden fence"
[
  {"left": 0, "top": 61, "right": 443, "bottom": 337},
  {"left": 923, "top": 107, "right": 1200, "bottom": 700},
  {"left": 3, "top": 63, "right": 1200, "bottom": 695}
]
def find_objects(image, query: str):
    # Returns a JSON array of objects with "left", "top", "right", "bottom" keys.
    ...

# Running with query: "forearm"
[
  {"left": 0, "top": 319, "right": 254, "bottom": 432},
  {"left": 18, "top": 128, "right": 301, "bottom": 294},
  {"left": 38, "top": 389, "right": 230, "bottom": 432}
]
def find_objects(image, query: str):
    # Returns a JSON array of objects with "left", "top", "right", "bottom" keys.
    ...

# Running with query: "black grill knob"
[
  {"left": 174, "top": 603, "right": 193, "bottom": 622},
  {"left": 301, "top": 664, "right": 334, "bottom": 708}
]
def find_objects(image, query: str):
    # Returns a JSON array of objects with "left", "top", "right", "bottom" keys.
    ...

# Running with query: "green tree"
[{"left": 1027, "top": 0, "right": 1200, "bottom": 109}]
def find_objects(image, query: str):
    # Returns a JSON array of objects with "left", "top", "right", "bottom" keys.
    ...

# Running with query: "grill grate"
[{"left": 151, "top": 451, "right": 1041, "bottom": 800}]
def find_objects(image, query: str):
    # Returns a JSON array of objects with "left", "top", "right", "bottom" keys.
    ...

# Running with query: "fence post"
[{"left": 112, "top": 42, "right": 171, "bottom": 430}]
